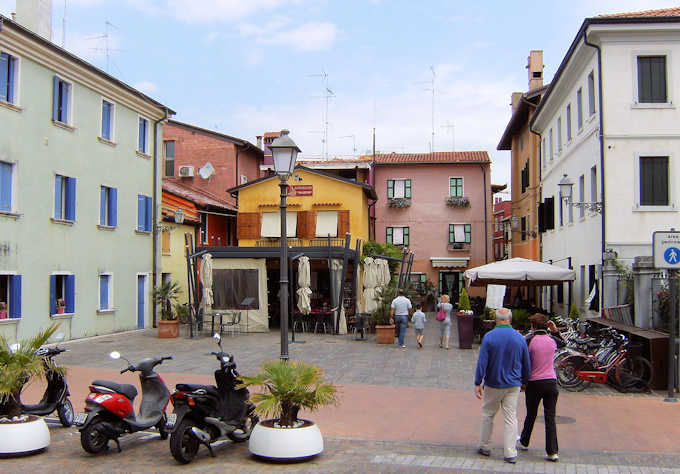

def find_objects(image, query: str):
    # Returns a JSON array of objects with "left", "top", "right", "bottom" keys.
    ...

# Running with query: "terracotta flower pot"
[
  {"left": 158, "top": 319, "right": 179, "bottom": 338},
  {"left": 375, "top": 325, "right": 395, "bottom": 344}
]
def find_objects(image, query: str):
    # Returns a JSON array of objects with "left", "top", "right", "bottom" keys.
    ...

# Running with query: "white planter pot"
[
  {"left": 248, "top": 419, "right": 323, "bottom": 461},
  {"left": 0, "top": 416, "right": 50, "bottom": 455}
]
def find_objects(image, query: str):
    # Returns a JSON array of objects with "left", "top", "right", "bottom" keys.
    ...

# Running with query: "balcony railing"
[
  {"left": 256, "top": 238, "right": 345, "bottom": 247},
  {"left": 447, "top": 242, "right": 470, "bottom": 251}
]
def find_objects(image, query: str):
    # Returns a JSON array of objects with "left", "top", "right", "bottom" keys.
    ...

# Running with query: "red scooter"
[{"left": 74, "top": 351, "right": 172, "bottom": 454}]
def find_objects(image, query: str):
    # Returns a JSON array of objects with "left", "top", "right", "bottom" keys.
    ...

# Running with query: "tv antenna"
[
  {"left": 414, "top": 66, "right": 436, "bottom": 153},
  {"left": 339, "top": 134, "right": 356, "bottom": 155},
  {"left": 441, "top": 121, "right": 455, "bottom": 151},
  {"left": 61, "top": 0, "right": 67, "bottom": 47},
  {"left": 309, "top": 70, "right": 334, "bottom": 160},
  {"left": 86, "top": 21, "right": 122, "bottom": 73}
]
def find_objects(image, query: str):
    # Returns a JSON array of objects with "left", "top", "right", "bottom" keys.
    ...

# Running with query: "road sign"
[{"left": 653, "top": 231, "right": 680, "bottom": 268}]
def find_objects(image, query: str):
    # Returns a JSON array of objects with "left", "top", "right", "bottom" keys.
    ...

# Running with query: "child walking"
[{"left": 411, "top": 304, "right": 427, "bottom": 349}]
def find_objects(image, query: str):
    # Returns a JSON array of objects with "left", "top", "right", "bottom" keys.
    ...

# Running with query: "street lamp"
[
  {"left": 558, "top": 173, "right": 603, "bottom": 214},
  {"left": 269, "top": 130, "right": 301, "bottom": 361}
]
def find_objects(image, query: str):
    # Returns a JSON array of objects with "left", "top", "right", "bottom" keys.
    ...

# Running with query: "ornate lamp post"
[{"left": 268, "top": 130, "right": 301, "bottom": 360}]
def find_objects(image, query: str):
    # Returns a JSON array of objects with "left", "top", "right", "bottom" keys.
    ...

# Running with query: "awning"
[
  {"left": 430, "top": 257, "right": 470, "bottom": 268},
  {"left": 464, "top": 257, "right": 576, "bottom": 287}
]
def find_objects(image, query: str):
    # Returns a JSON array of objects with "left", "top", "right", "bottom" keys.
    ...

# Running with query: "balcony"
[
  {"left": 445, "top": 196, "right": 470, "bottom": 208},
  {"left": 387, "top": 198, "right": 411, "bottom": 208},
  {"left": 447, "top": 242, "right": 470, "bottom": 251},
  {"left": 256, "top": 238, "right": 346, "bottom": 248}
]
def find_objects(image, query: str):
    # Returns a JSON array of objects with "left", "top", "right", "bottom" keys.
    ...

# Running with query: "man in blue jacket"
[{"left": 474, "top": 307, "right": 531, "bottom": 464}]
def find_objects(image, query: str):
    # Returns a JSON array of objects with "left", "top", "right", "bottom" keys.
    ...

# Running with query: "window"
[
  {"left": 386, "top": 226, "right": 409, "bottom": 245},
  {"left": 50, "top": 274, "right": 75, "bottom": 315},
  {"left": 590, "top": 166, "right": 597, "bottom": 205},
  {"left": 640, "top": 156, "right": 669, "bottom": 206},
  {"left": 578, "top": 174, "right": 585, "bottom": 218},
  {"left": 520, "top": 161, "right": 529, "bottom": 194},
  {"left": 101, "top": 100, "right": 114, "bottom": 141},
  {"left": 521, "top": 216, "right": 527, "bottom": 241},
  {"left": 54, "top": 174, "right": 76, "bottom": 221},
  {"left": 162, "top": 229, "right": 171, "bottom": 255},
  {"left": 0, "top": 52, "right": 18, "bottom": 104},
  {"left": 588, "top": 71, "right": 596, "bottom": 116},
  {"left": 566, "top": 104, "right": 572, "bottom": 141},
  {"left": 542, "top": 139, "right": 546, "bottom": 168},
  {"left": 557, "top": 117, "right": 562, "bottom": 152},
  {"left": 261, "top": 211, "right": 298, "bottom": 237},
  {"left": 0, "top": 274, "right": 22, "bottom": 318},
  {"left": 52, "top": 76, "right": 72, "bottom": 125},
  {"left": 137, "top": 194, "right": 152, "bottom": 232},
  {"left": 448, "top": 223, "right": 471, "bottom": 243},
  {"left": 558, "top": 190, "right": 563, "bottom": 227},
  {"left": 449, "top": 177, "right": 463, "bottom": 197},
  {"left": 0, "top": 161, "right": 14, "bottom": 212},
  {"left": 387, "top": 179, "right": 411, "bottom": 199},
  {"left": 212, "top": 269, "right": 260, "bottom": 310},
  {"left": 538, "top": 197, "right": 555, "bottom": 232},
  {"left": 98, "top": 273, "right": 113, "bottom": 311},
  {"left": 577, "top": 88, "right": 583, "bottom": 129},
  {"left": 637, "top": 56, "right": 667, "bottom": 103},
  {"left": 138, "top": 117, "right": 149, "bottom": 154},
  {"left": 549, "top": 129, "right": 553, "bottom": 161},
  {"left": 164, "top": 141, "right": 175, "bottom": 177},
  {"left": 200, "top": 213, "right": 208, "bottom": 243},
  {"left": 99, "top": 186, "right": 117, "bottom": 227}
]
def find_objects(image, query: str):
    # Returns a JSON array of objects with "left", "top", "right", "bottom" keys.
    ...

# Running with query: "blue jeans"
[{"left": 395, "top": 315, "right": 408, "bottom": 346}]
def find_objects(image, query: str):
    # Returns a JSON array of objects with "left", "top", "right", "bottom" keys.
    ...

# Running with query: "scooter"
[
  {"left": 167, "top": 334, "right": 257, "bottom": 464},
  {"left": 74, "top": 351, "right": 172, "bottom": 454},
  {"left": 15, "top": 334, "right": 74, "bottom": 427}
]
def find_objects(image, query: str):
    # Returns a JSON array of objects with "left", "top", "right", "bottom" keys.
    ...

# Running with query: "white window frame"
[
  {"left": 0, "top": 160, "right": 18, "bottom": 214},
  {"left": 587, "top": 70, "right": 596, "bottom": 117},
  {"left": 576, "top": 87, "right": 583, "bottom": 131},
  {"left": 0, "top": 49, "right": 20, "bottom": 106},
  {"left": 549, "top": 128, "right": 553, "bottom": 162},
  {"left": 138, "top": 115, "right": 150, "bottom": 155},
  {"left": 50, "top": 271, "right": 74, "bottom": 316},
  {"left": 98, "top": 272, "right": 114, "bottom": 312},
  {"left": 566, "top": 104, "right": 572, "bottom": 141},
  {"left": 633, "top": 152, "right": 675, "bottom": 211},
  {"left": 557, "top": 117, "right": 562, "bottom": 153},
  {"left": 54, "top": 173, "right": 67, "bottom": 220},
  {"left": 54, "top": 76, "right": 73, "bottom": 126},
  {"left": 100, "top": 97, "right": 116, "bottom": 142},
  {"left": 631, "top": 50, "right": 673, "bottom": 108}
]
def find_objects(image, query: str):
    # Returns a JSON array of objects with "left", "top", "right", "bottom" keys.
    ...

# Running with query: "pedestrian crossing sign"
[{"left": 653, "top": 231, "right": 680, "bottom": 268}]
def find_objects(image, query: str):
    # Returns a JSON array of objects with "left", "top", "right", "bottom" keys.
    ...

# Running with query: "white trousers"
[{"left": 479, "top": 385, "right": 520, "bottom": 459}]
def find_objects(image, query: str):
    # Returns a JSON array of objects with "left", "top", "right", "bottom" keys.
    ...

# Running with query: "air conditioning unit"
[
  {"left": 178, "top": 166, "right": 194, "bottom": 177},
  {"left": 240, "top": 174, "right": 248, "bottom": 184}
]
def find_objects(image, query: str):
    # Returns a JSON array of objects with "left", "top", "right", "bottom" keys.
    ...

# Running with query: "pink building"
[
  {"left": 372, "top": 152, "right": 492, "bottom": 302},
  {"left": 493, "top": 197, "right": 512, "bottom": 260}
]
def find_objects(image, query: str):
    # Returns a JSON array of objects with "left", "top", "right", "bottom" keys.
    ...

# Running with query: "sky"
[{"left": 2, "top": 0, "right": 679, "bottom": 191}]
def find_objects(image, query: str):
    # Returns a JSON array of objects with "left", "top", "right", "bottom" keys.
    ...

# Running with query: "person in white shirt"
[{"left": 389, "top": 289, "right": 413, "bottom": 348}]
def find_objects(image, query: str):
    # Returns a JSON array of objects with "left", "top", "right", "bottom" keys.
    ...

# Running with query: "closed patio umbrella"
[
  {"left": 296, "top": 256, "right": 312, "bottom": 315},
  {"left": 200, "top": 253, "right": 214, "bottom": 309},
  {"left": 363, "top": 257, "right": 378, "bottom": 313}
]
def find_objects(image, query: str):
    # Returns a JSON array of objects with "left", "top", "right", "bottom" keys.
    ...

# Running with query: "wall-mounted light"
[{"left": 558, "top": 174, "right": 603, "bottom": 214}]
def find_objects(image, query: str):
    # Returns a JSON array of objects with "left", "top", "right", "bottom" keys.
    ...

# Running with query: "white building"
[{"left": 531, "top": 8, "right": 680, "bottom": 315}]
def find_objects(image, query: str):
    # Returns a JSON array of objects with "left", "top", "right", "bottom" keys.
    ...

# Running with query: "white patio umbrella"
[
  {"left": 464, "top": 257, "right": 576, "bottom": 287},
  {"left": 362, "top": 257, "right": 379, "bottom": 313},
  {"left": 200, "top": 253, "right": 214, "bottom": 308},
  {"left": 296, "top": 256, "right": 312, "bottom": 315},
  {"left": 378, "top": 258, "right": 391, "bottom": 288},
  {"left": 331, "top": 259, "right": 347, "bottom": 334}
]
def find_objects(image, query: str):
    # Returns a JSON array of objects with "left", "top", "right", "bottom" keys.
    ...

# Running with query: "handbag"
[{"left": 436, "top": 307, "right": 446, "bottom": 322}]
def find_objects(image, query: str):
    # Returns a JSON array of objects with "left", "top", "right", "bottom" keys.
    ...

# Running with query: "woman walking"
[
  {"left": 518, "top": 313, "right": 565, "bottom": 462},
  {"left": 436, "top": 294, "right": 453, "bottom": 349}
]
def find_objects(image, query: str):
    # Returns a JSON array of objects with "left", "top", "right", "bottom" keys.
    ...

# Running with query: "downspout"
[
  {"left": 528, "top": 125, "right": 543, "bottom": 263},
  {"left": 152, "top": 107, "right": 171, "bottom": 328},
  {"left": 480, "top": 164, "right": 489, "bottom": 263},
  {"left": 584, "top": 32, "right": 605, "bottom": 312},
  {"left": 234, "top": 146, "right": 239, "bottom": 245}
]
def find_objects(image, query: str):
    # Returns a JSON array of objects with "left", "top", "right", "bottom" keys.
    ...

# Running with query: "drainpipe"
[
  {"left": 528, "top": 125, "right": 543, "bottom": 263},
  {"left": 152, "top": 107, "right": 171, "bottom": 328},
  {"left": 480, "top": 164, "right": 489, "bottom": 263},
  {"left": 584, "top": 32, "right": 606, "bottom": 312},
  {"left": 234, "top": 146, "right": 239, "bottom": 245}
]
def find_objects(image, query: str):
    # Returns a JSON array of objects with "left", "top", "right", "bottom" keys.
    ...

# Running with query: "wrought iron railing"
[{"left": 256, "top": 238, "right": 345, "bottom": 247}]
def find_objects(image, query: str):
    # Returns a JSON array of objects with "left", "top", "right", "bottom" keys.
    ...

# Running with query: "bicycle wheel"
[
  {"left": 556, "top": 355, "right": 592, "bottom": 392},
  {"left": 616, "top": 356, "right": 653, "bottom": 387}
]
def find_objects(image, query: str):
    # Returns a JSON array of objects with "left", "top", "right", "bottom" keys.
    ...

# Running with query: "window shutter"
[
  {"left": 145, "top": 196, "right": 152, "bottom": 232},
  {"left": 403, "top": 227, "right": 410, "bottom": 245},
  {"left": 653, "top": 157, "right": 668, "bottom": 205},
  {"left": 7, "top": 56, "right": 16, "bottom": 103},
  {"left": 386, "top": 227, "right": 393, "bottom": 244},
  {"left": 50, "top": 275, "right": 56, "bottom": 315},
  {"left": 100, "top": 276, "right": 108, "bottom": 310},
  {"left": 9, "top": 275, "right": 21, "bottom": 318},
  {"left": 546, "top": 197, "right": 555, "bottom": 230},
  {"left": 52, "top": 76, "right": 59, "bottom": 121},
  {"left": 102, "top": 102, "right": 110, "bottom": 139},
  {"left": 651, "top": 57, "right": 667, "bottom": 102},
  {"left": 109, "top": 187, "right": 117, "bottom": 227},
  {"left": 404, "top": 179, "right": 411, "bottom": 198},
  {"left": 137, "top": 195, "right": 145, "bottom": 230},
  {"left": 54, "top": 175, "right": 62, "bottom": 218},
  {"left": 387, "top": 180, "right": 394, "bottom": 198},
  {"left": 0, "top": 54, "right": 7, "bottom": 102},
  {"left": 337, "top": 210, "right": 350, "bottom": 236},
  {"left": 464, "top": 224, "right": 471, "bottom": 243},
  {"left": 297, "top": 211, "right": 316, "bottom": 239},
  {"left": 139, "top": 118, "right": 145, "bottom": 152},
  {"left": 0, "top": 162, "right": 11, "bottom": 212},
  {"left": 65, "top": 274, "right": 75, "bottom": 313},
  {"left": 65, "top": 177, "right": 76, "bottom": 221},
  {"left": 237, "top": 212, "right": 261, "bottom": 240},
  {"left": 100, "top": 187, "right": 107, "bottom": 225},
  {"left": 538, "top": 202, "right": 545, "bottom": 233}
]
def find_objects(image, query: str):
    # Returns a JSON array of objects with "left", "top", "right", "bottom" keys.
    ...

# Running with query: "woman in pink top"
[{"left": 517, "top": 313, "right": 565, "bottom": 462}]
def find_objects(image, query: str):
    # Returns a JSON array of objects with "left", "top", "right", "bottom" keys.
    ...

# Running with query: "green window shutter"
[
  {"left": 464, "top": 224, "right": 471, "bottom": 243},
  {"left": 420, "top": 274, "right": 426, "bottom": 283},
  {"left": 448, "top": 224, "right": 454, "bottom": 243},
  {"left": 404, "top": 179, "right": 411, "bottom": 198},
  {"left": 403, "top": 227, "right": 409, "bottom": 246},
  {"left": 387, "top": 180, "right": 394, "bottom": 198},
  {"left": 386, "top": 227, "right": 393, "bottom": 244}
]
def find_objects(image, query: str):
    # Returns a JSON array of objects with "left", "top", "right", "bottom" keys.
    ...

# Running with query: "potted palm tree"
[
  {"left": 153, "top": 281, "right": 181, "bottom": 338},
  {"left": 240, "top": 359, "right": 338, "bottom": 461},
  {"left": 0, "top": 324, "right": 59, "bottom": 456},
  {"left": 373, "top": 283, "right": 397, "bottom": 344}
]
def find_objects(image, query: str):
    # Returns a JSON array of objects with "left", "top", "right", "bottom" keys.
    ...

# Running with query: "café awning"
[{"left": 430, "top": 257, "right": 470, "bottom": 268}]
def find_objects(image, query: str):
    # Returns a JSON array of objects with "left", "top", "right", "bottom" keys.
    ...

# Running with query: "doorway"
[
  {"left": 439, "top": 271, "right": 461, "bottom": 306},
  {"left": 137, "top": 274, "right": 147, "bottom": 329}
]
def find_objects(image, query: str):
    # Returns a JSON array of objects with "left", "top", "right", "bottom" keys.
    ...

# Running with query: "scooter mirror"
[
  {"left": 55, "top": 333, "right": 65, "bottom": 341},
  {"left": 213, "top": 333, "right": 221, "bottom": 342},
  {"left": 9, "top": 343, "right": 20, "bottom": 353},
  {"left": 109, "top": 351, "right": 121, "bottom": 360}
]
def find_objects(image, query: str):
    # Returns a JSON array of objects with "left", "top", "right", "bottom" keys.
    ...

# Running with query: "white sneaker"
[
  {"left": 517, "top": 440, "right": 529, "bottom": 451},
  {"left": 545, "top": 453, "right": 559, "bottom": 462}
]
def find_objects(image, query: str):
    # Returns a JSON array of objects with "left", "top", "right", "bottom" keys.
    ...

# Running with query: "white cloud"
[
  {"left": 239, "top": 20, "right": 338, "bottom": 51},
  {"left": 133, "top": 81, "right": 157, "bottom": 94},
  {"left": 164, "top": 0, "right": 296, "bottom": 24}
]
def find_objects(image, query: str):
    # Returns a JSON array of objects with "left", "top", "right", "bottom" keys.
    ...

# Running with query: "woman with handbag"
[{"left": 436, "top": 294, "right": 454, "bottom": 349}]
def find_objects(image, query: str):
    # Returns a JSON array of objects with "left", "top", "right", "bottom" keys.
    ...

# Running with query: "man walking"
[
  {"left": 389, "top": 288, "right": 412, "bottom": 348},
  {"left": 474, "top": 307, "right": 531, "bottom": 464}
]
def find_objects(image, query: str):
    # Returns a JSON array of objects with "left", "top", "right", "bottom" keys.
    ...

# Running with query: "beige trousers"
[{"left": 479, "top": 385, "right": 520, "bottom": 459}]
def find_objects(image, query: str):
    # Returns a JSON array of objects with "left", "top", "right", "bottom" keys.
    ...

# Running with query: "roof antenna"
[
  {"left": 61, "top": 0, "right": 67, "bottom": 47},
  {"left": 309, "top": 70, "right": 334, "bottom": 160}
]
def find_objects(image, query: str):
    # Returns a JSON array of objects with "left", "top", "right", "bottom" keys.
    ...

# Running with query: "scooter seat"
[
  {"left": 175, "top": 383, "right": 219, "bottom": 397},
  {"left": 92, "top": 380, "right": 138, "bottom": 400}
]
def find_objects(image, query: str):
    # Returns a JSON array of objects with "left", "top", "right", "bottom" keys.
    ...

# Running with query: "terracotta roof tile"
[
  {"left": 369, "top": 151, "right": 490, "bottom": 164},
  {"left": 162, "top": 180, "right": 236, "bottom": 211},
  {"left": 263, "top": 131, "right": 281, "bottom": 138},
  {"left": 600, "top": 7, "right": 680, "bottom": 18}
]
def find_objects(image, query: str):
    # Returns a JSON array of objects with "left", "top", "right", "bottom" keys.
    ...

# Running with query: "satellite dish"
[{"left": 198, "top": 162, "right": 215, "bottom": 180}]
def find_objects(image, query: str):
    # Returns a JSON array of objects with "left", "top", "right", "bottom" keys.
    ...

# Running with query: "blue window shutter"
[
  {"left": 100, "top": 186, "right": 107, "bottom": 225},
  {"left": 65, "top": 275, "right": 75, "bottom": 313},
  {"left": 138, "top": 195, "right": 145, "bottom": 230},
  {"left": 54, "top": 175, "right": 62, "bottom": 219},
  {"left": 138, "top": 118, "right": 144, "bottom": 152},
  {"left": 99, "top": 276, "right": 108, "bottom": 310},
  {"left": 7, "top": 57, "right": 15, "bottom": 103},
  {"left": 52, "top": 76, "right": 59, "bottom": 121},
  {"left": 145, "top": 196, "right": 152, "bottom": 232},
  {"left": 0, "top": 53, "right": 7, "bottom": 102},
  {"left": 50, "top": 275, "right": 56, "bottom": 315},
  {"left": 0, "top": 162, "right": 11, "bottom": 212},
  {"left": 101, "top": 102, "right": 110, "bottom": 139},
  {"left": 109, "top": 187, "right": 117, "bottom": 227},
  {"left": 65, "top": 177, "right": 76, "bottom": 221},
  {"left": 62, "top": 82, "right": 69, "bottom": 123},
  {"left": 9, "top": 275, "right": 21, "bottom": 318}
]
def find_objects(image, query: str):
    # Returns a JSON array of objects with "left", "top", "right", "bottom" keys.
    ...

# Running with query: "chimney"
[
  {"left": 256, "top": 135, "right": 262, "bottom": 149},
  {"left": 16, "top": 0, "right": 53, "bottom": 40},
  {"left": 511, "top": 92, "right": 523, "bottom": 112},
  {"left": 527, "top": 50, "right": 544, "bottom": 91}
]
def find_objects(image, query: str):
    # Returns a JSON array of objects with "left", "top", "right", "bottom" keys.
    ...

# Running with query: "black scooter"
[
  {"left": 18, "top": 337, "right": 74, "bottom": 427},
  {"left": 167, "top": 333, "right": 257, "bottom": 464}
]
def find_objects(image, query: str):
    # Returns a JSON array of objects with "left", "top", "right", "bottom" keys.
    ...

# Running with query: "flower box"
[
  {"left": 387, "top": 198, "right": 411, "bottom": 208},
  {"left": 446, "top": 196, "right": 470, "bottom": 208}
]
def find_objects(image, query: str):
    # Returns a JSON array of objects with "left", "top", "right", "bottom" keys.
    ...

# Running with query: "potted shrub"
[
  {"left": 153, "top": 281, "right": 181, "bottom": 338},
  {"left": 56, "top": 299, "right": 66, "bottom": 314},
  {"left": 240, "top": 359, "right": 338, "bottom": 461},
  {"left": 373, "top": 284, "right": 396, "bottom": 344},
  {"left": 0, "top": 324, "right": 59, "bottom": 456},
  {"left": 456, "top": 288, "right": 475, "bottom": 349}
]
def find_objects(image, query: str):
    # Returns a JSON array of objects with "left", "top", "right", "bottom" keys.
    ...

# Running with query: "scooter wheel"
[
  {"left": 227, "top": 414, "right": 258, "bottom": 443},
  {"left": 170, "top": 419, "right": 200, "bottom": 464},
  {"left": 57, "top": 398, "right": 74, "bottom": 427},
  {"left": 81, "top": 416, "right": 109, "bottom": 454}
]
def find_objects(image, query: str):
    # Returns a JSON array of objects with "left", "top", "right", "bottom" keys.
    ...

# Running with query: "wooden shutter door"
[
  {"left": 237, "top": 212, "right": 261, "bottom": 240},
  {"left": 337, "top": 210, "right": 350, "bottom": 237},
  {"left": 297, "top": 211, "right": 316, "bottom": 239}
]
